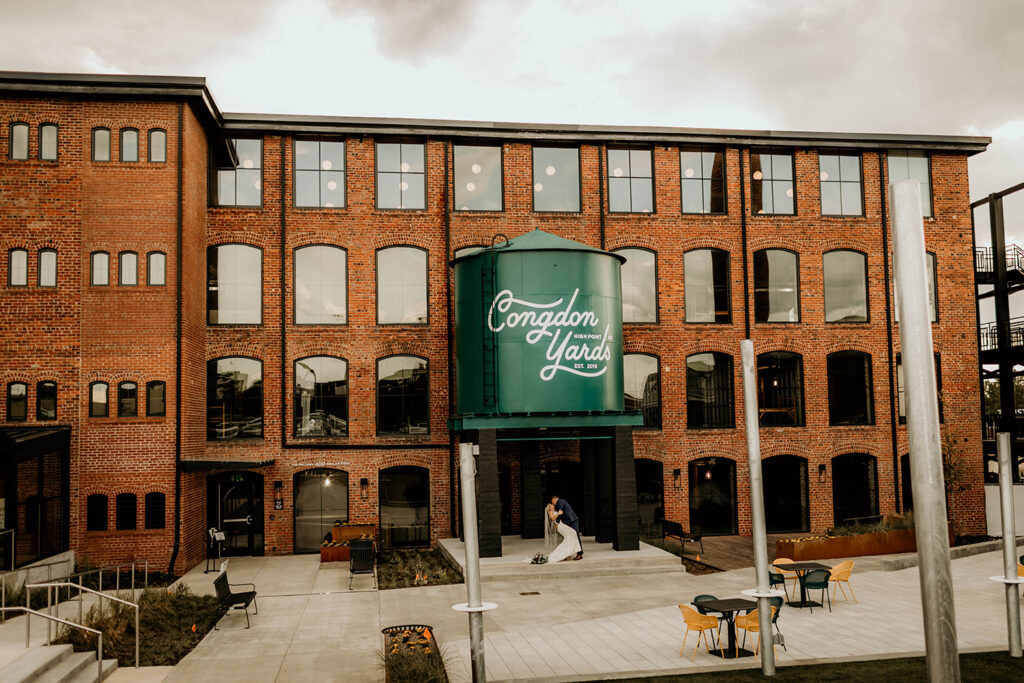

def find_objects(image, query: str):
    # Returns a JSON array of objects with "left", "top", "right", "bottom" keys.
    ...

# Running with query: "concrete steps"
[{"left": 0, "top": 644, "right": 117, "bottom": 683}]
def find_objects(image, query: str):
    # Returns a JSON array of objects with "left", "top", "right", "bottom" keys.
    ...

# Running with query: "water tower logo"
[{"left": 487, "top": 288, "right": 613, "bottom": 381}]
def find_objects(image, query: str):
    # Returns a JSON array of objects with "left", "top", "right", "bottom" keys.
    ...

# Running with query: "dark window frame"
[
  {"left": 6, "top": 382, "right": 27, "bottom": 422},
  {"left": 148, "top": 128, "right": 167, "bottom": 163},
  {"left": 606, "top": 143, "right": 655, "bottom": 214},
  {"left": 817, "top": 148, "right": 865, "bottom": 217},
  {"left": 91, "top": 127, "right": 111, "bottom": 162},
  {"left": 375, "top": 245, "right": 429, "bottom": 326},
  {"left": 612, "top": 246, "right": 659, "bottom": 324},
  {"left": 86, "top": 494, "right": 108, "bottom": 532},
  {"left": 206, "top": 243, "right": 264, "bottom": 326},
  {"left": 38, "top": 248, "right": 57, "bottom": 288},
  {"left": 684, "top": 247, "right": 732, "bottom": 324},
  {"left": 624, "top": 352, "right": 662, "bottom": 430},
  {"left": 90, "top": 251, "right": 110, "bottom": 286},
  {"left": 293, "top": 355, "right": 349, "bottom": 438},
  {"left": 9, "top": 121, "right": 29, "bottom": 160},
  {"left": 211, "top": 137, "right": 264, "bottom": 208},
  {"left": 119, "top": 128, "right": 139, "bottom": 162},
  {"left": 293, "top": 244, "right": 349, "bottom": 326},
  {"left": 117, "top": 381, "right": 138, "bottom": 418},
  {"left": 375, "top": 354, "right": 430, "bottom": 437},
  {"left": 38, "top": 123, "right": 58, "bottom": 161},
  {"left": 374, "top": 138, "right": 427, "bottom": 212},
  {"left": 531, "top": 144, "right": 583, "bottom": 214},
  {"left": 749, "top": 146, "right": 796, "bottom": 216},
  {"left": 118, "top": 250, "right": 138, "bottom": 287},
  {"left": 757, "top": 350, "right": 805, "bottom": 427},
  {"left": 686, "top": 351, "right": 736, "bottom": 429},
  {"left": 146, "top": 380, "right": 166, "bottom": 417},
  {"left": 144, "top": 492, "right": 166, "bottom": 529},
  {"left": 8, "top": 248, "right": 28, "bottom": 287},
  {"left": 293, "top": 135, "right": 347, "bottom": 209},
  {"left": 826, "top": 350, "right": 875, "bottom": 426},
  {"left": 679, "top": 144, "right": 728, "bottom": 215},
  {"left": 115, "top": 493, "right": 137, "bottom": 530},
  {"left": 753, "top": 248, "right": 801, "bottom": 323},
  {"left": 147, "top": 251, "right": 166, "bottom": 286},
  {"left": 452, "top": 143, "right": 505, "bottom": 213},
  {"left": 206, "top": 356, "right": 264, "bottom": 441},
  {"left": 36, "top": 380, "right": 57, "bottom": 421},
  {"left": 823, "top": 248, "right": 869, "bottom": 323},
  {"left": 89, "top": 381, "right": 109, "bottom": 418}
]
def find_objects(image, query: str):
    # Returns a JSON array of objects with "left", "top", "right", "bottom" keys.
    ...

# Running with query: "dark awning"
[
  {"left": 179, "top": 458, "right": 275, "bottom": 472},
  {"left": 0, "top": 427, "right": 71, "bottom": 462}
]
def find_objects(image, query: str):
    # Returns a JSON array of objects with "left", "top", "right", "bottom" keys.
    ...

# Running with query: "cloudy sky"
[{"left": 4, "top": 0, "right": 1024, "bottom": 225}]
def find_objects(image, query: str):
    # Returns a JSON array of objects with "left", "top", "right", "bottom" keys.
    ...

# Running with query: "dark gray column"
[
  {"left": 581, "top": 441, "right": 597, "bottom": 537},
  {"left": 612, "top": 425, "right": 640, "bottom": 551},
  {"left": 477, "top": 429, "right": 502, "bottom": 557},
  {"left": 520, "top": 440, "right": 543, "bottom": 539},
  {"left": 595, "top": 436, "right": 615, "bottom": 544}
]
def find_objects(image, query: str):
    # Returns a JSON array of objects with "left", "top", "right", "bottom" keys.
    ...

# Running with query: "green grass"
[
  {"left": 622, "top": 651, "right": 1024, "bottom": 682},
  {"left": 377, "top": 549, "right": 463, "bottom": 590}
]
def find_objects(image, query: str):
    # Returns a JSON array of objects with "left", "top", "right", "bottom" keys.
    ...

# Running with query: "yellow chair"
[
  {"left": 1018, "top": 563, "right": 1024, "bottom": 577},
  {"left": 773, "top": 557, "right": 800, "bottom": 598},
  {"left": 679, "top": 604, "right": 720, "bottom": 661},
  {"left": 734, "top": 607, "right": 777, "bottom": 658},
  {"left": 830, "top": 560, "right": 857, "bottom": 603}
]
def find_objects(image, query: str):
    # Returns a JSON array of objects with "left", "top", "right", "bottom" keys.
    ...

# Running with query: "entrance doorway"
[
  {"left": 293, "top": 469, "right": 348, "bottom": 553},
  {"left": 832, "top": 453, "right": 878, "bottom": 526},
  {"left": 762, "top": 455, "right": 809, "bottom": 533},
  {"left": 540, "top": 461, "right": 582, "bottom": 515},
  {"left": 635, "top": 459, "right": 663, "bottom": 532},
  {"left": 689, "top": 457, "right": 737, "bottom": 536},
  {"left": 380, "top": 466, "right": 429, "bottom": 549},
  {"left": 208, "top": 471, "right": 264, "bottom": 556}
]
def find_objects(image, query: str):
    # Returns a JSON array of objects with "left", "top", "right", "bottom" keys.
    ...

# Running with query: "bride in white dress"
[{"left": 544, "top": 503, "right": 581, "bottom": 563}]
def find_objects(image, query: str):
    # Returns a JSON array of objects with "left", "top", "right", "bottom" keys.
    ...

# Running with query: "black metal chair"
[
  {"left": 213, "top": 570, "right": 258, "bottom": 629},
  {"left": 769, "top": 569, "right": 789, "bottom": 601},
  {"left": 349, "top": 539, "right": 377, "bottom": 590},
  {"left": 803, "top": 569, "right": 832, "bottom": 614},
  {"left": 692, "top": 594, "right": 720, "bottom": 647}
]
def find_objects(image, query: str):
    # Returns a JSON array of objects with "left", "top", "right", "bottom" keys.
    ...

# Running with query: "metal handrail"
[
  {"left": 0, "top": 556, "right": 74, "bottom": 625},
  {"left": 27, "top": 581, "right": 138, "bottom": 669},
  {"left": 0, "top": 606, "right": 103, "bottom": 683}
]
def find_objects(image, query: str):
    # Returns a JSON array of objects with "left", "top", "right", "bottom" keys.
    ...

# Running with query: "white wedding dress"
[{"left": 544, "top": 508, "right": 581, "bottom": 563}]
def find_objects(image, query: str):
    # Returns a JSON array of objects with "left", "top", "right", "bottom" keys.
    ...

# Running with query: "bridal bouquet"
[{"left": 530, "top": 553, "right": 548, "bottom": 565}]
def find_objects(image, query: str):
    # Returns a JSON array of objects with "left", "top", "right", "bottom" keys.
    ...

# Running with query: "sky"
[{"left": 4, "top": 0, "right": 1024, "bottom": 232}]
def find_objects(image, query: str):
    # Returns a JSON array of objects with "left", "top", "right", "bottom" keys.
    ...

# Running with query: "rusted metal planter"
[{"left": 776, "top": 527, "right": 954, "bottom": 561}]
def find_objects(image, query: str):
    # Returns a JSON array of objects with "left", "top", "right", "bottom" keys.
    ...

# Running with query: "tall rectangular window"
[
  {"left": 91, "top": 252, "right": 109, "bottom": 286},
  {"left": 147, "top": 252, "right": 166, "bottom": 286},
  {"left": 532, "top": 146, "right": 580, "bottom": 212},
  {"left": 145, "top": 492, "right": 166, "bottom": 529},
  {"left": 9, "top": 123, "right": 28, "bottom": 159},
  {"left": 120, "top": 129, "right": 139, "bottom": 162},
  {"left": 750, "top": 148, "right": 794, "bottom": 215},
  {"left": 684, "top": 248, "right": 730, "bottom": 323},
  {"left": 215, "top": 138, "right": 262, "bottom": 206},
  {"left": 294, "top": 356, "right": 348, "bottom": 437},
  {"left": 92, "top": 128, "right": 110, "bottom": 162},
  {"left": 7, "top": 383, "right": 27, "bottom": 422},
  {"left": 824, "top": 250, "right": 868, "bottom": 322},
  {"left": 86, "top": 495, "right": 108, "bottom": 532},
  {"left": 295, "top": 138, "right": 345, "bottom": 208},
  {"left": 118, "top": 382, "right": 138, "bottom": 417},
  {"left": 207, "top": 357, "right": 263, "bottom": 440},
  {"left": 614, "top": 248, "right": 657, "bottom": 323},
  {"left": 819, "top": 149, "right": 863, "bottom": 216},
  {"left": 680, "top": 145, "right": 726, "bottom": 214},
  {"left": 757, "top": 351, "right": 804, "bottom": 427},
  {"left": 295, "top": 245, "right": 347, "bottom": 324},
  {"left": 207, "top": 244, "right": 262, "bottom": 324},
  {"left": 8, "top": 249, "right": 27, "bottom": 286},
  {"left": 376, "top": 141, "right": 425, "bottom": 210},
  {"left": 148, "top": 129, "right": 166, "bottom": 163},
  {"left": 888, "top": 150, "right": 932, "bottom": 217},
  {"left": 38, "top": 249, "right": 57, "bottom": 287},
  {"left": 119, "top": 251, "right": 138, "bottom": 286},
  {"left": 827, "top": 351, "right": 874, "bottom": 425},
  {"left": 376, "top": 247, "right": 427, "bottom": 324},
  {"left": 624, "top": 354, "right": 661, "bottom": 429},
  {"left": 754, "top": 249, "right": 799, "bottom": 322},
  {"left": 37, "top": 381, "right": 57, "bottom": 420},
  {"left": 686, "top": 352, "right": 734, "bottom": 429},
  {"left": 454, "top": 145, "right": 502, "bottom": 211},
  {"left": 116, "top": 493, "right": 137, "bottom": 530},
  {"left": 607, "top": 145, "right": 653, "bottom": 213},
  {"left": 146, "top": 381, "right": 165, "bottom": 417},
  {"left": 39, "top": 124, "right": 58, "bottom": 160},
  {"left": 377, "top": 356, "right": 428, "bottom": 435},
  {"left": 90, "top": 382, "right": 108, "bottom": 417}
]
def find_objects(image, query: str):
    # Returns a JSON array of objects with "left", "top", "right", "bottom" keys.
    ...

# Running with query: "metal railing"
[
  {"left": 979, "top": 317, "right": 1024, "bottom": 351},
  {"left": 27, "top": 581, "right": 138, "bottom": 668},
  {"left": 975, "top": 244, "right": 1024, "bottom": 274},
  {"left": 0, "top": 606, "right": 103, "bottom": 683},
  {"left": 0, "top": 556, "right": 74, "bottom": 625}
]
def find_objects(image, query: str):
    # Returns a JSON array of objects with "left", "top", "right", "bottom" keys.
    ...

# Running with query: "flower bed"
[{"left": 381, "top": 624, "right": 448, "bottom": 682}]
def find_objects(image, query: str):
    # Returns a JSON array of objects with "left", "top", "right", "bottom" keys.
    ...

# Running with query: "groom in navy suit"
[{"left": 551, "top": 494, "right": 583, "bottom": 560}]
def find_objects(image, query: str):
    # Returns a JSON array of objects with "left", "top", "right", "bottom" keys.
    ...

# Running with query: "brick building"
[{"left": 0, "top": 71, "right": 990, "bottom": 573}]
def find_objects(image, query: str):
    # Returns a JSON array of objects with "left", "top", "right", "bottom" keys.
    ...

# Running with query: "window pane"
[
  {"left": 685, "top": 249, "right": 730, "bottom": 323},
  {"left": 377, "top": 356, "right": 428, "bottom": 435},
  {"left": 608, "top": 177, "right": 631, "bottom": 213},
  {"left": 820, "top": 150, "right": 862, "bottom": 216},
  {"left": 624, "top": 354, "right": 660, "bottom": 429},
  {"left": 295, "top": 171, "right": 319, "bottom": 207},
  {"left": 9, "top": 250, "right": 27, "bottom": 286},
  {"left": 149, "top": 130, "right": 166, "bottom": 162},
  {"left": 295, "top": 246, "right": 347, "bottom": 324},
  {"left": 40, "top": 125, "right": 57, "bottom": 160},
  {"left": 680, "top": 145, "right": 725, "bottom": 214},
  {"left": 754, "top": 250, "right": 799, "bottom": 322},
  {"left": 607, "top": 146, "right": 652, "bottom": 213},
  {"left": 840, "top": 182, "right": 862, "bottom": 215},
  {"left": 39, "top": 250, "right": 57, "bottom": 287},
  {"left": 630, "top": 178, "right": 654, "bottom": 213},
  {"left": 147, "top": 381, "right": 165, "bottom": 416},
  {"left": 215, "top": 139, "right": 262, "bottom": 206},
  {"left": 91, "top": 253, "right": 109, "bottom": 286},
  {"left": 687, "top": 353, "right": 734, "bottom": 429},
  {"left": 121, "top": 130, "right": 138, "bottom": 162},
  {"left": 533, "top": 147, "right": 580, "bottom": 212},
  {"left": 824, "top": 250, "right": 867, "bottom": 322},
  {"left": 148, "top": 252, "right": 166, "bottom": 286},
  {"left": 294, "top": 139, "right": 345, "bottom": 207},
  {"left": 757, "top": 352, "right": 804, "bottom": 426},
  {"left": 37, "top": 382, "right": 57, "bottom": 420},
  {"left": 321, "top": 171, "right": 345, "bottom": 207},
  {"left": 145, "top": 492, "right": 166, "bottom": 529},
  {"left": 90, "top": 383, "right": 108, "bottom": 417},
  {"left": 401, "top": 172, "right": 425, "bottom": 209},
  {"left": 377, "top": 142, "right": 424, "bottom": 209},
  {"left": 235, "top": 169, "right": 262, "bottom": 206},
  {"left": 7, "top": 383, "right": 27, "bottom": 421},
  {"left": 10, "top": 124, "right": 28, "bottom": 159},
  {"left": 377, "top": 143, "right": 401, "bottom": 172},
  {"left": 119, "top": 252, "right": 137, "bottom": 285},
  {"left": 377, "top": 247, "right": 427, "bottom": 324},
  {"left": 616, "top": 248, "right": 656, "bottom": 323},
  {"left": 827, "top": 352, "right": 873, "bottom": 425},
  {"left": 93, "top": 129, "right": 110, "bottom": 161},
  {"left": 820, "top": 182, "right": 842, "bottom": 215},
  {"left": 116, "top": 494, "right": 136, "bottom": 530},
  {"left": 207, "top": 245, "right": 262, "bottom": 324},
  {"left": 216, "top": 169, "right": 236, "bottom": 206},
  {"left": 377, "top": 173, "right": 401, "bottom": 209},
  {"left": 118, "top": 382, "right": 137, "bottom": 417},
  {"left": 294, "top": 356, "right": 348, "bottom": 437},
  {"left": 454, "top": 145, "right": 502, "bottom": 211},
  {"left": 207, "top": 357, "right": 263, "bottom": 440},
  {"left": 751, "top": 150, "right": 794, "bottom": 215},
  {"left": 86, "top": 495, "right": 107, "bottom": 531},
  {"left": 295, "top": 140, "right": 319, "bottom": 170}
]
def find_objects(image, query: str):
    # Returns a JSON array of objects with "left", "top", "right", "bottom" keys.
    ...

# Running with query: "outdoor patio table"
[
  {"left": 774, "top": 561, "right": 831, "bottom": 608},
  {"left": 692, "top": 597, "right": 756, "bottom": 658}
]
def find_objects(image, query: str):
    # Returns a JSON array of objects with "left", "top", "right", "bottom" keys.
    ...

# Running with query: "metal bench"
[
  {"left": 662, "top": 519, "right": 703, "bottom": 556},
  {"left": 213, "top": 567, "right": 258, "bottom": 629}
]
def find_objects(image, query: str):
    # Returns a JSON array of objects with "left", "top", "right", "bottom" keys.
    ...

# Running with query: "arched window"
[
  {"left": 6, "top": 382, "right": 27, "bottom": 422},
  {"left": 762, "top": 455, "right": 809, "bottom": 533},
  {"left": 827, "top": 351, "right": 874, "bottom": 425},
  {"left": 757, "top": 351, "right": 804, "bottom": 427},
  {"left": 207, "top": 244, "right": 262, "bottom": 324},
  {"left": 146, "top": 380, "right": 166, "bottom": 417},
  {"left": 115, "top": 493, "right": 137, "bottom": 530},
  {"left": 91, "top": 251, "right": 110, "bottom": 286},
  {"left": 754, "top": 249, "right": 799, "bottom": 322},
  {"left": 376, "top": 246, "right": 427, "bottom": 324},
  {"left": 207, "top": 357, "right": 263, "bottom": 440},
  {"left": 689, "top": 457, "right": 737, "bottom": 536},
  {"left": 377, "top": 356, "right": 428, "bottom": 435},
  {"left": 147, "top": 251, "right": 166, "bottom": 286},
  {"left": 295, "top": 245, "right": 347, "bottom": 324},
  {"left": 624, "top": 353, "right": 661, "bottom": 429},
  {"left": 118, "top": 381, "right": 138, "bottom": 417},
  {"left": 614, "top": 247, "right": 657, "bottom": 323},
  {"left": 824, "top": 250, "right": 867, "bottom": 322},
  {"left": 36, "top": 381, "right": 57, "bottom": 421},
  {"left": 380, "top": 466, "right": 429, "bottom": 548},
  {"left": 9, "top": 122, "right": 28, "bottom": 159},
  {"left": 92, "top": 127, "right": 110, "bottom": 162},
  {"left": 686, "top": 352, "right": 734, "bottom": 429},
  {"left": 831, "top": 454, "right": 878, "bottom": 526},
  {"left": 145, "top": 492, "right": 166, "bottom": 529},
  {"left": 148, "top": 129, "right": 166, "bottom": 163},
  {"left": 294, "top": 356, "right": 348, "bottom": 437},
  {"left": 684, "top": 248, "right": 730, "bottom": 323},
  {"left": 120, "top": 128, "right": 139, "bottom": 162},
  {"left": 39, "top": 123, "right": 58, "bottom": 160},
  {"left": 8, "top": 248, "right": 27, "bottom": 286},
  {"left": 293, "top": 469, "right": 348, "bottom": 552},
  {"left": 119, "top": 251, "right": 138, "bottom": 286},
  {"left": 38, "top": 249, "right": 57, "bottom": 287},
  {"left": 89, "top": 382, "right": 108, "bottom": 417},
  {"left": 86, "top": 494, "right": 108, "bottom": 531}
]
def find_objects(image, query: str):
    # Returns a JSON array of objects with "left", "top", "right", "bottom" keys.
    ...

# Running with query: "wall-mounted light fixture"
[
  {"left": 360, "top": 477, "right": 369, "bottom": 500},
  {"left": 818, "top": 464, "right": 827, "bottom": 483},
  {"left": 273, "top": 480, "right": 283, "bottom": 510},
  {"left": 672, "top": 468, "right": 682, "bottom": 489}
]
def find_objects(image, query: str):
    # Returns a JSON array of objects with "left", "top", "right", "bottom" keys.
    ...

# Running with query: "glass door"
[{"left": 293, "top": 469, "right": 349, "bottom": 553}]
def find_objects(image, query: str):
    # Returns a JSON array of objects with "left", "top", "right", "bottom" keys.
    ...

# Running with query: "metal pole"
[
  {"left": 135, "top": 605, "right": 140, "bottom": 667},
  {"left": 997, "top": 432, "right": 1022, "bottom": 656},
  {"left": 459, "top": 442, "right": 486, "bottom": 682},
  {"left": 741, "top": 340, "right": 776, "bottom": 674},
  {"left": 891, "top": 179, "right": 961, "bottom": 682}
]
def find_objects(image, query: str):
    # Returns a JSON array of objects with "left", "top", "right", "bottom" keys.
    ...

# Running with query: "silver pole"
[
  {"left": 891, "top": 179, "right": 960, "bottom": 682},
  {"left": 459, "top": 442, "right": 486, "bottom": 682},
  {"left": 996, "top": 432, "right": 1022, "bottom": 656},
  {"left": 741, "top": 340, "right": 775, "bottom": 674}
]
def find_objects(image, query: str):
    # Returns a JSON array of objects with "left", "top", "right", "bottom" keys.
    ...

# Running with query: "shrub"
[
  {"left": 377, "top": 550, "right": 462, "bottom": 590},
  {"left": 380, "top": 626, "right": 450, "bottom": 683}
]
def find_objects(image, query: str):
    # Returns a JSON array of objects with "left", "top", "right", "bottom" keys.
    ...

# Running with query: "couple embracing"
[{"left": 543, "top": 494, "right": 584, "bottom": 563}]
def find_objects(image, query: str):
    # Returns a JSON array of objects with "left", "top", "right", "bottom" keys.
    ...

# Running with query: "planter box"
[
  {"left": 776, "top": 527, "right": 954, "bottom": 561},
  {"left": 320, "top": 545, "right": 350, "bottom": 563},
  {"left": 331, "top": 523, "right": 377, "bottom": 544}
]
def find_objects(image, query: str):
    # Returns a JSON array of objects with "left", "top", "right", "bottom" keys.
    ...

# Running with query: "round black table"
[{"left": 693, "top": 597, "right": 757, "bottom": 658}]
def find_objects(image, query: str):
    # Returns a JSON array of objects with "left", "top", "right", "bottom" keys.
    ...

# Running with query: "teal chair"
[
  {"left": 803, "top": 569, "right": 832, "bottom": 613},
  {"left": 769, "top": 570, "right": 789, "bottom": 601}
]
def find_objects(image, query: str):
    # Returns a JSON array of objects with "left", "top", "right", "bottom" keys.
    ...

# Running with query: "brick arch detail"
[{"left": 206, "top": 344, "right": 266, "bottom": 362}]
